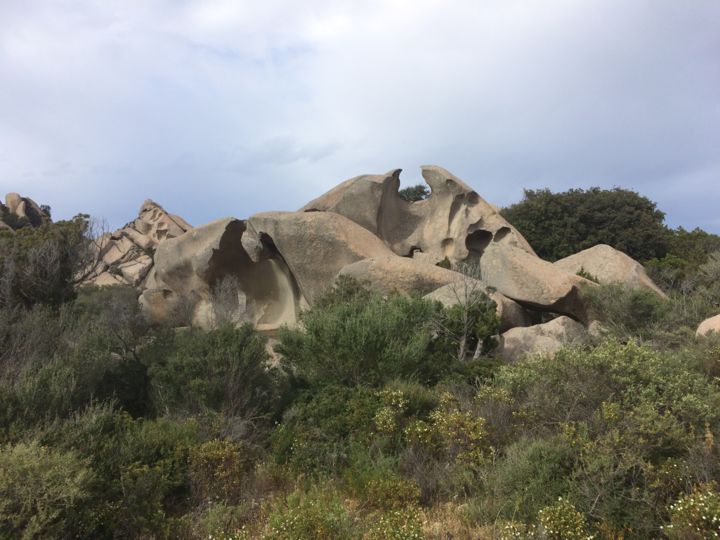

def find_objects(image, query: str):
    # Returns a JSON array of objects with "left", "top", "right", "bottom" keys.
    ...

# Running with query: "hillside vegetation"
[{"left": 1, "top": 189, "right": 720, "bottom": 539}]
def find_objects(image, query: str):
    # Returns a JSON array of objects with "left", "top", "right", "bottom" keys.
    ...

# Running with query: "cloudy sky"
[{"left": 1, "top": 0, "right": 718, "bottom": 232}]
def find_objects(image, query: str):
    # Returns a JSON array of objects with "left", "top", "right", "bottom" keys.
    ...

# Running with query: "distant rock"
[
  {"left": 696, "top": 314, "right": 720, "bottom": 337},
  {"left": 553, "top": 244, "right": 666, "bottom": 298},
  {"left": 0, "top": 192, "right": 50, "bottom": 231},
  {"left": 87, "top": 199, "right": 191, "bottom": 288},
  {"left": 496, "top": 316, "right": 589, "bottom": 362}
]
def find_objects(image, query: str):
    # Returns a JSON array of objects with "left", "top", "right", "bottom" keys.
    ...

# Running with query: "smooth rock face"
[
  {"left": 424, "top": 282, "right": 533, "bottom": 332},
  {"left": 497, "top": 316, "right": 589, "bottom": 362},
  {"left": 246, "top": 211, "right": 394, "bottom": 305},
  {"left": 554, "top": 244, "right": 667, "bottom": 298},
  {"left": 147, "top": 218, "right": 306, "bottom": 330},
  {"left": 697, "top": 314, "right": 720, "bottom": 337},
  {"left": 88, "top": 200, "right": 191, "bottom": 288},
  {"left": 480, "top": 243, "right": 592, "bottom": 321}
]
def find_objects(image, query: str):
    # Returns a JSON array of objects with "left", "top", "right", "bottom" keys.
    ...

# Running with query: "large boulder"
[
  {"left": 480, "top": 243, "right": 592, "bottom": 321},
  {"left": 496, "top": 316, "right": 589, "bottom": 362},
  {"left": 88, "top": 199, "right": 191, "bottom": 288},
  {"left": 301, "top": 165, "right": 535, "bottom": 263},
  {"left": 145, "top": 218, "right": 304, "bottom": 330},
  {"left": 245, "top": 211, "right": 394, "bottom": 304},
  {"left": 697, "top": 314, "right": 720, "bottom": 337},
  {"left": 554, "top": 244, "right": 667, "bottom": 298}
]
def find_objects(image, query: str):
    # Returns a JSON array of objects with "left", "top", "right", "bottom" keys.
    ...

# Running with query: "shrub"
[
  {"left": 146, "top": 324, "right": 277, "bottom": 420},
  {"left": 189, "top": 439, "right": 251, "bottom": 504},
  {"left": 469, "top": 437, "right": 575, "bottom": 524},
  {"left": 277, "top": 280, "right": 450, "bottom": 387},
  {"left": 398, "top": 184, "right": 430, "bottom": 202},
  {"left": 501, "top": 186, "right": 670, "bottom": 262},
  {"left": 366, "top": 506, "right": 424, "bottom": 540},
  {"left": 264, "top": 487, "right": 358, "bottom": 539},
  {"left": 537, "top": 498, "right": 594, "bottom": 540},
  {"left": 583, "top": 282, "right": 667, "bottom": 339},
  {"left": 666, "top": 485, "right": 720, "bottom": 539},
  {"left": 0, "top": 441, "right": 93, "bottom": 539}
]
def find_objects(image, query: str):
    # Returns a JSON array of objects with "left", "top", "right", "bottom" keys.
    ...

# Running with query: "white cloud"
[{"left": 0, "top": 0, "right": 718, "bottom": 231}]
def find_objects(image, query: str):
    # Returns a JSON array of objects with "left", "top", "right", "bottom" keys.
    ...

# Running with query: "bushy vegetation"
[{"left": 3, "top": 195, "right": 720, "bottom": 538}]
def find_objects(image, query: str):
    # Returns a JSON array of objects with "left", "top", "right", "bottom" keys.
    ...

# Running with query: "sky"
[{"left": 1, "top": 0, "right": 719, "bottom": 232}]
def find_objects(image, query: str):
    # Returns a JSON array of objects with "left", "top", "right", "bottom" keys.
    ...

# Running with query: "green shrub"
[
  {"left": 537, "top": 498, "right": 594, "bottom": 540},
  {"left": 0, "top": 441, "right": 93, "bottom": 539},
  {"left": 366, "top": 506, "right": 424, "bottom": 540},
  {"left": 189, "top": 439, "right": 251, "bottom": 503},
  {"left": 469, "top": 437, "right": 575, "bottom": 523},
  {"left": 583, "top": 282, "right": 667, "bottom": 339},
  {"left": 277, "top": 280, "right": 450, "bottom": 387},
  {"left": 264, "top": 487, "right": 358, "bottom": 539},
  {"left": 146, "top": 324, "right": 277, "bottom": 419},
  {"left": 271, "top": 385, "right": 383, "bottom": 473},
  {"left": 666, "top": 485, "right": 720, "bottom": 539}
]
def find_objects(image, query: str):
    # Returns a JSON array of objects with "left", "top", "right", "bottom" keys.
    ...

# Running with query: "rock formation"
[
  {"left": 69, "top": 165, "right": 667, "bottom": 362},
  {"left": 0, "top": 193, "right": 50, "bottom": 231},
  {"left": 554, "top": 244, "right": 667, "bottom": 298},
  {"left": 88, "top": 200, "right": 192, "bottom": 288}
]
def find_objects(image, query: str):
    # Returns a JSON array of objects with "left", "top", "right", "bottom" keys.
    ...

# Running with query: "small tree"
[
  {"left": 398, "top": 184, "right": 430, "bottom": 202},
  {"left": 432, "top": 261, "right": 499, "bottom": 361}
]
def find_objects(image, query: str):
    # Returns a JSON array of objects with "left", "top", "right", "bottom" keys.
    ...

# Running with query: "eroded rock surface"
[
  {"left": 144, "top": 218, "right": 305, "bottom": 330},
  {"left": 302, "top": 165, "right": 535, "bottom": 262},
  {"left": 554, "top": 244, "right": 667, "bottom": 298},
  {"left": 88, "top": 200, "right": 191, "bottom": 288}
]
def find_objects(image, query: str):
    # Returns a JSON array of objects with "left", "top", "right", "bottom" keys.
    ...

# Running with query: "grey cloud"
[{"left": 0, "top": 0, "right": 718, "bottom": 233}]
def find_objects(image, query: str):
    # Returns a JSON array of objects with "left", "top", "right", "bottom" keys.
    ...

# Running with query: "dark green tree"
[
  {"left": 501, "top": 187, "right": 670, "bottom": 262},
  {"left": 398, "top": 184, "right": 430, "bottom": 202}
]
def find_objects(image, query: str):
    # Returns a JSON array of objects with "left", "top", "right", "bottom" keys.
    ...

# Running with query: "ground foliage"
[{"left": 2, "top": 199, "right": 720, "bottom": 538}]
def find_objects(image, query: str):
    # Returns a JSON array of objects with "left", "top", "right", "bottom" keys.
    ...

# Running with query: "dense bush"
[
  {"left": 501, "top": 187, "right": 670, "bottom": 262},
  {"left": 277, "top": 281, "right": 447, "bottom": 387}
]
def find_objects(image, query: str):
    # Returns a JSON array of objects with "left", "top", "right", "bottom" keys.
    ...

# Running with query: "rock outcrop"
[
  {"left": 302, "top": 166, "right": 590, "bottom": 321},
  {"left": 554, "top": 244, "right": 666, "bottom": 298},
  {"left": 496, "top": 316, "right": 589, "bottom": 362},
  {"left": 302, "top": 165, "right": 535, "bottom": 262},
  {"left": 68, "top": 164, "right": 664, "bottom": 361},
  {"left": 89, "top": 200, "right": 191, "bottom": 288},
  {"left": 0, "top": 193, "right": 50, "bottom": 231},
  {"left": 696, "top": 314, "right": 720, "bottom": 337}
]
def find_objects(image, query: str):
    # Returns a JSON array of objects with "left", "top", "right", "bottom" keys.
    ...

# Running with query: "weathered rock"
[
  {"left": 302, "top": 166, "right": 593, "bottom": 320},
  {"left": 496, "top": 316, "right": 589, "bottom": 362},
  {"left": 301, "top": 165, "right": 535, "bottom": 263},
  {"left": 696, "top": 314, "right": 720, "bottom": 337},
  {"left": 424, "top": 282, "right": 533, "bottom": 332},
  {"left": 554, "top": 244, "right": 667, "bottom": 298},
  {"left": 147, "top": 218, "right": 305, "bottom": 330},
  {"left": 245, "top": 211, "right": 393, "bottom": 304},
  {"left": 481, "top": 243, "right": 592, "bottom": 321},
  {"left": 2, "top": 193, "right": 50, "bottom": 229},
  {"left": 88, "top": 199, "right": 191, "bottom": 288},
  {"left": 338, "top": 257, "right": 460, "bottom": 297}
]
